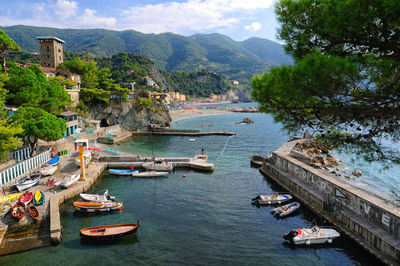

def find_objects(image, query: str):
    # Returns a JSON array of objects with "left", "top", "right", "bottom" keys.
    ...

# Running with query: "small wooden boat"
[
  {"left": 33, "top": 190, "right": 45, "bottom": 206},
  {"left": 73, "top": 201, "right": 123, "bottom": 212},
  {"left": 131, "top": 171, "right": 169, "bottom": 178},
  {"left": 11, "top": 202, "right": 25, "bottom": 219},
  {"left": 284, "top": 226, "right": 340, "bottom": 245},
  {"left": 16, "top": 173, "right": 41, "bottom": 192},
  {"left": 80, "top": 190, "right": 115, "bottom": 202},
  {"left": 48, "top": 156, "right": 60, "bottom": 166},
  {"left": 271, "top": 202, "right": 300, "bottom": 218},
  {"left": 108, "top": 169, "right": 139, "bottom": 175},
  {"left": 80, "top": 220, "right": 139, "bottom": 243},
  {"left": 0, "top": 193, "right": 21, "bottom": 203},
  {"left": 60, "top": 174, "right": 81, "bottom": 188},
  {"left": 142, "top": 161, "right": 174, "bottom": 171},
  {"left": 39, "top": 164, "right": 57, "bottom": 176},
  {"left": 251, "top": 192, "right": 292, "bottom": 205},
  {"left": 19, "top": 192, "right": 33, "bottom": 206},
  {"left": 28, "top": 204, "right": 39, "bottom": 221}
]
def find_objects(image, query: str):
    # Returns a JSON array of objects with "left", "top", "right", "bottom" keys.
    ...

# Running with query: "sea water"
[{"left": 0, "top": 112, "right": 380, "bottom": 265}]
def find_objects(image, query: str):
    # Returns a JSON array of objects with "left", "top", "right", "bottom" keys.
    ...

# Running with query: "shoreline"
[{"left": 169, "top": 109, "right": 232, "bottom": 123}]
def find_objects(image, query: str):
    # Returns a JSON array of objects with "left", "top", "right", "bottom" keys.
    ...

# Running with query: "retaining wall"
[{"left": 260, "top": 140, "right": 400, "bottom": 265}]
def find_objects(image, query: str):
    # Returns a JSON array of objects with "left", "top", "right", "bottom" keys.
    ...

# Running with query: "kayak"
[{"left": 33, "top": 190, "right": 45, "bottom": 206}]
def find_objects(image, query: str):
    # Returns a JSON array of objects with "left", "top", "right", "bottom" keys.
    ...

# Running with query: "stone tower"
[{"left": 37, "top": 36, "right": 64, "bottom": 68}]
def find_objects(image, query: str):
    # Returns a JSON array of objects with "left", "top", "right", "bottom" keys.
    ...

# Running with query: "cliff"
[{"left": 88, "top": 101, "right": 171, "bottom": 131}]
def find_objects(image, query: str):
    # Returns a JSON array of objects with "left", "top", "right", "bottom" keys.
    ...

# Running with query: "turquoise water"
[{"left": 0, "top": 112, "right": 379, "bottom": 265}]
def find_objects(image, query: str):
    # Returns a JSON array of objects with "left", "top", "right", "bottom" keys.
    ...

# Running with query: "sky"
[{"left": 0, "top": 0, "right": 281, "bottom": 42}]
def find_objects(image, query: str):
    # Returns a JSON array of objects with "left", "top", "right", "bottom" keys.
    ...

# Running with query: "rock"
[
  {"left": 235, "top": 118, "right": 254, "bottom": 124},
  {"left": 352, "top": 170, "right": 362, "bottom": 177},
  {"left": 314, "top": 156, "right": 325, "bottom": 165},
  {"left": 311, "top": 163, "right": 323, "bottom": 169},
  {"left": 326, "top": 155, "right": 339, "bottom": 166}
]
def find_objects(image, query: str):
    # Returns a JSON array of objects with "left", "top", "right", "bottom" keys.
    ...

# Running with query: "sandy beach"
[{"left": 169, "top": 108, "right": 231, "bottom": 122}]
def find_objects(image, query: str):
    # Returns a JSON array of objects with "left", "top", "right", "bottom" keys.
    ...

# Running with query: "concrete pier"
[{"left": 256, "top": 139, "right": 400, "bottom": 265}]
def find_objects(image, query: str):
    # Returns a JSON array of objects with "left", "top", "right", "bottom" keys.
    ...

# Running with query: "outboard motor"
[{"left": 283, "top": 229, "right": 298, "bottom": 241}]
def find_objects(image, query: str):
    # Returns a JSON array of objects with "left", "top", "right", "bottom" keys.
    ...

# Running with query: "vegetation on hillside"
[{"left": 252, "top": 0, "right": 400, "bottom": 161}]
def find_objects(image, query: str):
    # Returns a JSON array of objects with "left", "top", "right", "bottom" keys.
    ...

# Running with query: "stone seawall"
[{"left": 259, "top": 139, "right": 400, "bottom": 265}]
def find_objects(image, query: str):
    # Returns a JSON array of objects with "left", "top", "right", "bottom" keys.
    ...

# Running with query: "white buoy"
[
  {"left": 328, "top": 238, "right": 332, "bottom": 244},
  {"left": 305, "top": 240, "right": 311, "bottom": 245}
]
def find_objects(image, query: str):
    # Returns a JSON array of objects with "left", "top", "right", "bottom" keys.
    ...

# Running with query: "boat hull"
[
  {"left": 252, "top": 193, "right": 292, "bottom": 205},
  {"left": 80, "top": 193, "right": 115, "bottom": 202},
  {"left": 80, "top": 222, "right": 139, "bottom": 243},
  {"left": 131, "top": 171, "right": 169, "bottom": 178},
  {"left": 271, "top": 202, "right": 300, "bottom": 218},
  {"left": 284, "top": 227, "right": 340, "bottom": 245},
  {"left": 40, "top": 165, "right": 57, "bottom": 176},
  {"left": 33, "top": 190, "right": 45, "bottom": 206},
  {"left": 108, "top": 169, "right": 139, "bottom": 175},
  {"left": 61, "top": 174, "right": 80, "bottom": 188},
  {"left": 29, "top": 204, "right": 39, "bottom": 221},
  {"left": 16, "top": 173, "right": 41, "bottom": 192},
  {"left": 142, "top": 162, "right": 174, "bottom": 171},
  {"left": 11, "top": 203, "right": 25, "bottom": 219},
  {"left": 19, "top": 192, "right": 33, "bottom": 206},
  {"left": 73, "top": 201, "right": 123, "bottom": 212}
]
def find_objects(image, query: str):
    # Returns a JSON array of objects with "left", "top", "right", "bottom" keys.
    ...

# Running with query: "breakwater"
[{"left": 258, "top": 139, "right": 400, "bottom": 265}]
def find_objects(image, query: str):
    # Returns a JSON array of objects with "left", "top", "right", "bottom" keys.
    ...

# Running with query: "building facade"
[{"left": 37, "top": 36, "right": 64, "bottom": 68}]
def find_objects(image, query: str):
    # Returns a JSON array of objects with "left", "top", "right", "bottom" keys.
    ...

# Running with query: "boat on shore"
[
  {"left": 142, "top": 161, "right": 174, "bottom": 171},
  {"left": 0, "top": 193, "right": 21, "bottom": 203},
  {"left": 271, "top": 202, "right": 300, "bottom": 218},
  {"left": 60, "top": 174, "right": 81, "bottom": 188},
  {"left": 19, "top": 192, "right": 33, "bottom": 206},
  {"left": 28, "top": 204, "right": 39, "bottom": 221},
  {"left": 73, "top": 201, "right": 123, "bottom": 212},
  {"left": 80, "top": 221, "right": 139, "bottom": 243},
  {"left": 131, "top": 171, "right": 169, "bottom": 178},
  {"left": 251, "top": 192, "right": 292, "bottom": 205},
  {"left": 108, "top": 169, "right": 139, "bottom": 175},
  {"left": 16, "top": 173, "right": 41, "bottom": 192},
  {"left": 47, "top": 156, "right": 60, "bottom": 166},
  {"left": 33, "top": 190, "right": 45, "bottom": 206},
  {"left": 39, "top": 164, "right": 57, "bottom": 176},
  {"left": 80, "top": 190, "right": 115, "bottom": 202},
  {"left": 11, "top": 202, "right": 25, "bottom": 219},
  {"left": 284, "top": 226, "right": 340, "bottom": 245}
]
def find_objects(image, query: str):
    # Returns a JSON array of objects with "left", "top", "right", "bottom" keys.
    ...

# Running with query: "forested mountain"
[{"left": 2, "top": 25, "right": 292, "bottom": 86}]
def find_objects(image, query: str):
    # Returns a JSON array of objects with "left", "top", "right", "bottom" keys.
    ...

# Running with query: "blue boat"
[
  {"left": 108, "top": 169, "right": 139, "bottom": 176},
  {"left": 48, "top": 156, "right": 60, "bottom": 166}
]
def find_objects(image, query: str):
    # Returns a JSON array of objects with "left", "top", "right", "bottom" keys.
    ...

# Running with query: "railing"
[
  {"left": 0, "top": 150, "right": 51, "bottom": 187},
  {"left": 10, "top": 146, "right": 32, "bottom": 162}
]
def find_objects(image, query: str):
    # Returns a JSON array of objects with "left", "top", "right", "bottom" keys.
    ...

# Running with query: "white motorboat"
[
  {"left": 60, "top": 174, "right": 81, "bottom": 188},
  {"left": 142, "top": 161, "right": 174, "bottom": 171},
  {"left": 252, "top": 192, "right": 292, "bottom": 205},
  {"left": 284, "top": 226, "right": 340, "bottom": 245},
  {"left": 131, "top": 171, "right": 169, "bottom": 178},
  {"left": 16, "top": 173, "right": 41, "bottom": 192},
  {"left": 271, "top": 202, "right": 300, "bottom": 218},
  {"left": 39, "top": 164, "right": 57, "bottom": 176},
  {"left": 80, "top": 190, "right": 115, "bottom": 202}
]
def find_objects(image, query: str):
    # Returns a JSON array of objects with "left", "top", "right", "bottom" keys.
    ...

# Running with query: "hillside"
[{"left": 2, "top": 25, "right": 292, "bottom": 87}]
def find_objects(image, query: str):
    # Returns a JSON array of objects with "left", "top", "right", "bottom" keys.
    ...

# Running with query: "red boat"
[
  {"left": 80, "top": 221, "right": 139, "bottom": 243},
  {"left": 11, "top": 203, "right": 25, "bottom": 219},
  {"left": 28, "top": 204, "right": 39, "bottom": 221},
  {"left": 19, "top": 192, "right": 33, "bottom": 206}
]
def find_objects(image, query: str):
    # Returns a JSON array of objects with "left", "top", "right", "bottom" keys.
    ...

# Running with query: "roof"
[
  {"left": 36, "top": 36, "right": 65, "bottom": 43},
  {"left": 60, "top": 110, "right": 78, "bottom": 117},
  {"left": 39, "top": 66, "right": 57, "bottom": 73}
]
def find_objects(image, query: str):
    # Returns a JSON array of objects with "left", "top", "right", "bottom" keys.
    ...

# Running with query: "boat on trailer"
[
  {"left": 80, "top": 221, "right": 139, "bottom": 243},
  {"left": 108, "top": 169, "right": 139, "bottom": 175},
  {"left": 73, "top": 201, "right": 123, "bottom": 212},
  {"left": 16, "top": 173, "right": 41, "bottom": 192},
  {"left": 131, "top": 171, "right": 169, "bottom": 178},
  {"left": 251, "top": 192, "right": 292, "bottom": 205},
  {"left": 80, "top": 190, "right": 115, "bottom": 202},
  {"left": 284, "top": 226, "right": 340, "bottom": 245},
  {"left": 271, "top": 202, "right": 301, "bottom": 218}
]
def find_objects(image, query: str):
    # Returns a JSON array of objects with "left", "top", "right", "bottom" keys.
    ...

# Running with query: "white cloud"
[
  {"left": 245, "top": 22, "right": 261, "bottom": 32},
  {"left": 120, "top": 0, "right": 274, "bottom": 34},
  {"left": 78, "top": 8, "right": 117, "bottom": 28},
  {"left": 51, "top": 0, "right": 78, "bottom": 21}
]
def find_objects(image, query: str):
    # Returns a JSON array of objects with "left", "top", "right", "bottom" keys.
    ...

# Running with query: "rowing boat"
[
  {"left": 28, "top": 204, "right": 39, "bottom": 221},
  {"left": 131, "top": 171, "right": 169, "bottom": 178},
  {"left": 251, "top": 192, "right": 292, "bottom": 205},
  {"left": 80, "top": 220, "right": 139, "bottom": 243},
  {"left": 0, "top": 193, "right": 21, "bottom": 203},
  {"left": 19, "top": 192, "right": 33, "bottom": 206},
  {"left": 60, "top": 174, "right": 80, "bottom": 188},
  {"left": 108, "top": 169, "right": 139, "bottom": 175},
  {"left": 16, "top": 173, "right": 41, "bottom": 192},
  {"left": 80, "top": 190, "right": 115, "bottom": 202},
  {"left": 11, "top": 202, "right": 25, "bottom": 219},
  {"left": 33, "top": 190, "right": 45, "bottom": 206},
  {"left": 39, "top": 164, "right": 57, "bottom": 176}
]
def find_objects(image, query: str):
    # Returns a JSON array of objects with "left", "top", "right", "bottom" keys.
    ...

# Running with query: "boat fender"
[
  {"left": 267, "top": 201, "right": 271, "bottom": 204},
  {"left": 278, "top": 201, "right": 281, "bottom": 204},
  {"left": 305, "top": 240, "right": 311, "bottom": 245},
  {"left": 328, "top": 238, "right": 332, "bottom": 244}
]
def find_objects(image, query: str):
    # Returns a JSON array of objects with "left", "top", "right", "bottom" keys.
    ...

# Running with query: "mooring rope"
[{"left": 210, "top": 135, "right": 235, "bottom": 163}]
